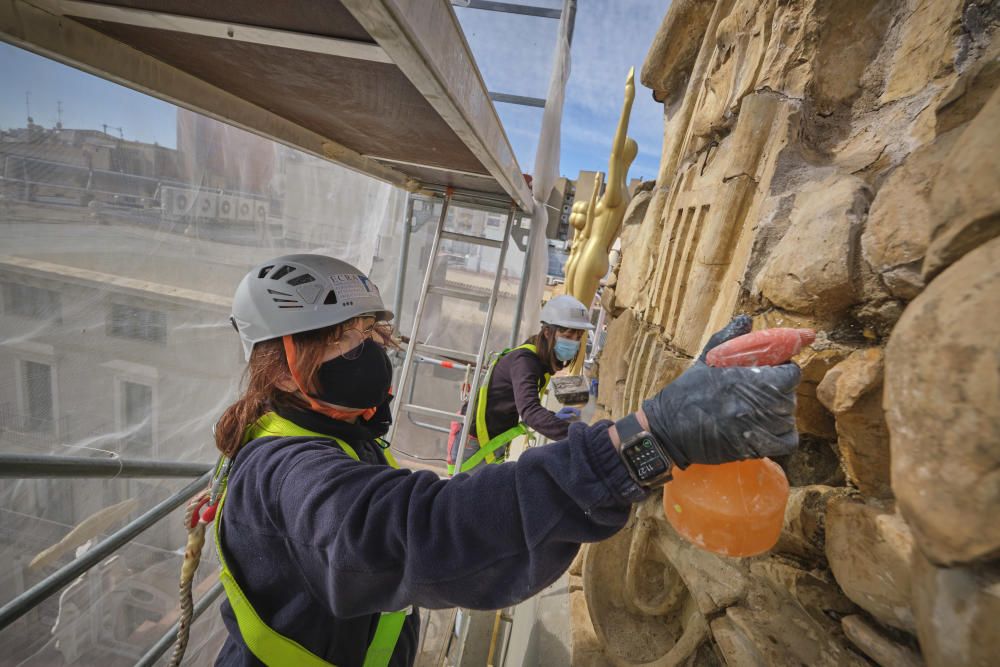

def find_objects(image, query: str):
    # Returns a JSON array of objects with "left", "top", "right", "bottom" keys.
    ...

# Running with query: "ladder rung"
[
  {"left": 428, "top": 285, "right": 491, "bottom": 304},
  {"left": 440, "top": 230, "right": 503, "bottom": 249},
  {"left": 414, "top": 344, "right": 478, "bottom": 365},
  {"left": 401, "top": 404, "right": 460, "bottom": 421}
]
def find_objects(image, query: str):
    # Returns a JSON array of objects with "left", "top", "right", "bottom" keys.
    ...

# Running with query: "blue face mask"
[{"left": 553, "top": 337, "right": 581, "bottom": 362}]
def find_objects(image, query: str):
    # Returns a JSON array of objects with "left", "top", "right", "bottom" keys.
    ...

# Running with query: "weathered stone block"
[
  {"left": 774, "top": 484, "right": 851, "bottom": 563},
  {"left": 841, "top": 615, "right": 923, "bottom": 667},
  {"left": 911, "top": 550, "right": 1000, "bottom": 667},
  {"left": 880, "top": 0, "right": 964, "bottom": 103},
  {"left": 885, "top": 236, "right": 1000, "bottom": 565},
  {"left": 924, "top": 85, "right": 1000, "bottom": 279},
  {"left": 617, "top": 187, "right": 668, "bottom": 313},
  {"left": 711, "top": 569, "right": 870, "bottom": 667},
  {"left": 596, "top": 310, "right": 639, "bottom": 417},
  {"left": 750, "top": 560, "right": 856, "bottom": 631},
  {"left": 620, "top": 188, "right": 652, "bottom": 230},
  {"left": 817, "top": 348, "right": 892, "bottom": 498},
  {"left": 796, "top": 346, "right": 851, "bottom": 438},
  {"left": 641, "top": 0, "right": 716, "bottom": 101},
  {"left": 825, "top": 496, "right": 916, "bottom": 632},
  {"left": 835, "top": 390, "right": 892, "bottom": 498},
  {"left": 861, "top": 130, "right": 960, "bottom": 300},
  {"left": 755, "top": 174, "right": 871, "bottom": 317},
  {"left": 817, "top": 348, "right": 884, "bottom": 414}
]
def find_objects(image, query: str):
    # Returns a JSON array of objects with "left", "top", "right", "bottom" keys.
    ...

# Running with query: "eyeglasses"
[
  {"left": 555, "top": 327, "right": 585, "bottom": 341},
  {"left": 337, "top": 317, "right": 381, "bottom": 360}
]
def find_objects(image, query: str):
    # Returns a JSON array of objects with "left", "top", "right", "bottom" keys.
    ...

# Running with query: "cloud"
[{"left": 456, "top": 1, "right": 671, "bottom": 177}]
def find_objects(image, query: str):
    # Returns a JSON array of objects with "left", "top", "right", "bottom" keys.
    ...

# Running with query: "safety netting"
[
  {"left": 0, "top": 41, "right": 536, "bottom": 664},
  {"left": 0, "top": 0, "right": 583, "bottom": 655}
]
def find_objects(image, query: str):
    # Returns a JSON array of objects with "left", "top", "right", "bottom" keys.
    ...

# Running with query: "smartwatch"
[{"left": 614, "top": 413, "right": 673, "bottom": 488}]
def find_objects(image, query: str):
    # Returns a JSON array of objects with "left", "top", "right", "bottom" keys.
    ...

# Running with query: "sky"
[
  {"left": 0, "top": 0, "right": 668, "bottom": 181},
  {"left": 455, "top": 0, "right": 667, "bottom": 180}
]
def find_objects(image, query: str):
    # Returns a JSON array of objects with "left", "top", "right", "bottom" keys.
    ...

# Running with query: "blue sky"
[
  {"left": 0, "top": 0, "right": 667, "bottom": 180},
  {"left": 456, "top": 0, "right": 667, "bottom": 181}
]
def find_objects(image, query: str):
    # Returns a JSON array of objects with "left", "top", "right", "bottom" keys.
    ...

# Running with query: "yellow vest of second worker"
[{"left": 449, "top": 343, "right": 550, "bottom": 474}]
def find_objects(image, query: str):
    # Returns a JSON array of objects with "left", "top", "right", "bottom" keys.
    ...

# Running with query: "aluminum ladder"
[{"left": 388, "top": 188, "right": 520, "bottom": 475}]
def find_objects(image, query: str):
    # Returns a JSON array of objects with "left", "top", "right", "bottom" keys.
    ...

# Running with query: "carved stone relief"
[{"left": 585, "top": 0, "right": 999, "bottom": 664}]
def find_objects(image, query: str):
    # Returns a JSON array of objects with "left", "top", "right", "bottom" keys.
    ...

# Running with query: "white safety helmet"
[
  {"left": 231, "top": 254, "right": 393, "bottom": 360},
  {"left": 540, "top": 295, "right": 594, "bottom": 331}
]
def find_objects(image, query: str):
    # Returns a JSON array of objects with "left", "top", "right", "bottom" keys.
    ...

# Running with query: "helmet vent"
[
  {"left": 323, "top": 289, "right": 338, "bottom": 305},
  {"left": 267, "top": 289, "right": 293, "bottom": 297},
  {"left": 287, "top": 273, "right": 316, "bottom": 286},
  {"left": 278, "top": 305, "right": 304, "bottom": 309},
  {"left": 270, "top": 265, "right": 296, "bottom": 280},
  {"left": 258, "top": 265, "right": 274, "bottom": 278}
]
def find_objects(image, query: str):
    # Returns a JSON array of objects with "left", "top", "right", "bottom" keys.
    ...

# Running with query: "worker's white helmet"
[
  {"left": 231, "top": 254, "right": 392, "bottom": 360},
  {"left": 540, "top": 295, "right": 594, "bottom": 330}
]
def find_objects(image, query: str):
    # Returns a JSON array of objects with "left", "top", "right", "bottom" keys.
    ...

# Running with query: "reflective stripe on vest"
[
  {"left": 448, "top": 344, "right": 551, "bottom": 474},
  {"left": 215, "top": 411, "right": 408, "bottom": 667}
]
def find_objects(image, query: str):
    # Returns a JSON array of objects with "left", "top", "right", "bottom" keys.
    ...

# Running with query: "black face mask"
[{"left": 314, "top": 341, "right": 392, "bottom": 409}]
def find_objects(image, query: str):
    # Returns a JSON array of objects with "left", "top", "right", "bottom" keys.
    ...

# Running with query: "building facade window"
[
  {"left": 2, "top": 282, "right": 61, "bottom": 321},
  {"left": 107, "top": 303, "right": 167, "bottom": 344},
  {"left": 21, "top": 360, "right": 54, "bottom": 432},
  {"left": 121, "top": 380, "right": 154, "bottom": 457}
]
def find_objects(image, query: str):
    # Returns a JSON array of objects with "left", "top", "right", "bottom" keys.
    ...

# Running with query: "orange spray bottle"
[{"left": 661, "top": 328, "right": 815, "bottom": 557}]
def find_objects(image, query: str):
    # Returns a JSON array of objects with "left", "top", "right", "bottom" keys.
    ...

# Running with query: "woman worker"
[
  {"left": 213, "top": 254, "right": 801, "bottom": 666},
  {"left": 448, "top": 294, "right": 594, "bottom": 474}
]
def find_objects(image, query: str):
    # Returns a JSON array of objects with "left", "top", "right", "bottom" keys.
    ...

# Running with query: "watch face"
[{"left": 624, "top": 437, "right": 669, "bottom": 481}]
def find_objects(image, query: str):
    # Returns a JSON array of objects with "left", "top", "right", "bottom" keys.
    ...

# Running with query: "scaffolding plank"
[{"left": 1, "top": 0, "right": 533, "bottom": 208}]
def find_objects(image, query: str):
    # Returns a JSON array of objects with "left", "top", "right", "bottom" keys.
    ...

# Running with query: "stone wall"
[{"left": 579, "top": 1, "right": 999, "bottom": 665}]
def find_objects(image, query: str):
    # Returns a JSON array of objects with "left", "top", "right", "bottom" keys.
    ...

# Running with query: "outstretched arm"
[
  {"left": 603, "top": 67, "right": 636, "bottom": 209},
  {"left": 241, "top": 422, "right": 643, "bottom": 616}
]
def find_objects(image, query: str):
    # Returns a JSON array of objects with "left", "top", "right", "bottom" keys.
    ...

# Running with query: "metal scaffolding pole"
[
  {"left": 392, "top": 194, "right": 414, "bottom": 326},
  {"left": 510, "top": 214, "right": 534, "bottom": 348},
  {"left": 450, "top": 205, "right": 515, "bottom": 475},
  {"left": 0, "top": 453, "right": 212, "bottom": 478},
  {"left": 388, "top": 190, "right": 453, "bottom": 444},
  {"left": 0, "top": 472, "right": 211, "bottom": 631}
]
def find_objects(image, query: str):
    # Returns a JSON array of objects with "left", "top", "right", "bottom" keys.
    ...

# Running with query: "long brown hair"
[{"left": 215, "top": 319, "right": 396, "bottom": 457}]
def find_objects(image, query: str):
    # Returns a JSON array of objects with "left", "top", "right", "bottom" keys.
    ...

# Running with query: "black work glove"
[{"left": 642, "top": 315, "right": 801, "bottom": 468}]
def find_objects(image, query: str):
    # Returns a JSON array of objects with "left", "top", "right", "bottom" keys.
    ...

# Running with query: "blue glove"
[{"left": 555, "top": 406, "right": 582, "bottom": 421}]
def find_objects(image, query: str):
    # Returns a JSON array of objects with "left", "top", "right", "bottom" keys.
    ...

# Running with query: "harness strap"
[
  {"left": 448, "top": 423, "right": 527, "bottom": 474},
  {"left": 216, "top": 498, "right": 335, "bottom": 667},
  {"left": 462, "top": 344, "right": 550, "bottom": 473},
  {"left": 362, "top": 607, "right": 411, "bottom": 667},
  {"left": 215, "top": 412, "right": 407, "bottom": 666}
]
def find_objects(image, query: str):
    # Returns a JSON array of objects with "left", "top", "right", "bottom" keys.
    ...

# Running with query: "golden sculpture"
[
  {"left": 570, "top": 67, "right": 638, "bottom": 306},
  {"left": 563, "top": 68, "right": 637, "bottom": 372},
  {"left": 563, "top": 171, "right": 603, "bottom": 295}
]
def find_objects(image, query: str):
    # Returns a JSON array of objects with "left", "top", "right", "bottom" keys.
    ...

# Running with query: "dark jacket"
[
  {"left": 470, "top": 347, "right": 569, "bottom": 443},
  {"left": 215, "top": 407, "right": 646, "bottom": 666}
]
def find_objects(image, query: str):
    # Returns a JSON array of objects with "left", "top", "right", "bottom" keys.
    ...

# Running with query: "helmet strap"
[{"left": 282, "top": 336, "right": 377, "bottom": 422}]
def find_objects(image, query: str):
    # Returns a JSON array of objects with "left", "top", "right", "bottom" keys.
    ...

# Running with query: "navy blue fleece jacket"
[{"left": 215, "top": 415, "right": 647, "bottom": 666}]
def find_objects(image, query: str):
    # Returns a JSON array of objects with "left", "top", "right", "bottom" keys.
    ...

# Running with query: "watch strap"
[{"left": 614, "top": 412, "right": 644, "bottom": 442}]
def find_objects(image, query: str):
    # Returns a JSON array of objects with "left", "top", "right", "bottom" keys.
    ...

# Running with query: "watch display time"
[{"left": 625, "top": 438, "right": 668, "bottom": 480}]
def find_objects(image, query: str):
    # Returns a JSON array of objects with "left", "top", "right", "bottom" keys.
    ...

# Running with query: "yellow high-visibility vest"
[
  {"left": 214, "top": 411, "right": 408, "bottom": 667},
  {"left": 449, "top": 343, "right": 550, "bottom": 474}
]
